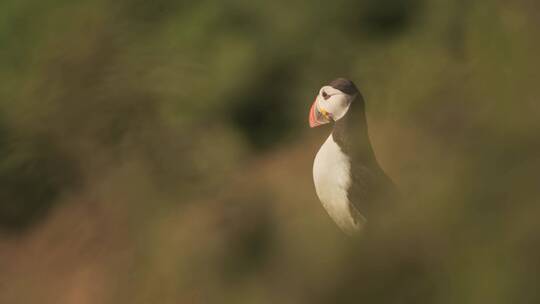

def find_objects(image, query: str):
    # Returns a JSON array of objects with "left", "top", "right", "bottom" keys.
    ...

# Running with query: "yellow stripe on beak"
[{"left": 320, "top": 108, "right": 331, "bottom": 120}]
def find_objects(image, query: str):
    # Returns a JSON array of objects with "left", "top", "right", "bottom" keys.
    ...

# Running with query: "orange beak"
[
  {"left": 309, "top": 99, "right": 322, "bottom": 128},
  {"left": 309, "top": 99, "right": 332, "bottom": 128}
]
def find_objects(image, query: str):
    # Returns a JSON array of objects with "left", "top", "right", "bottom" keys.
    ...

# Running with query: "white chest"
[{"left": 313, "top": 134, "right": 362, "bottom": 234}]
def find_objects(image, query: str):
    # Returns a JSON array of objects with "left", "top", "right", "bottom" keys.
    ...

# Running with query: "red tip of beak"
[{"left": 309, "top": 100, "right": 321, "bottom": 128}]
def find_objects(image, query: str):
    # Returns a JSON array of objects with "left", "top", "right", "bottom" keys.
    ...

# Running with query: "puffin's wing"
[
  {"left": 347, "top": 200, "right": 367, "bottom": 227},
  {"left": 347, "top": 162, "right": 397, "bottom": 221},
  {"left": 347, "top": 163, "right": 376, "bottom": 218}
]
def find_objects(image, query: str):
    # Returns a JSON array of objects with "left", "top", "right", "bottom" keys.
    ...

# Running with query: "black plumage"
[{"left": 330, "top": 82, "right": 398, "bottom": 227}]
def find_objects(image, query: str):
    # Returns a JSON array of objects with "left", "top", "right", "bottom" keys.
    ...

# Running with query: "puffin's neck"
[{"left": 331, "top": 100, "right": 377, "bottom": 164}]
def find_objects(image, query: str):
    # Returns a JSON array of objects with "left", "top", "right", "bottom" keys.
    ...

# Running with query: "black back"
[{"left": 331, "top": 90, "right": 398, "bottom": 227}]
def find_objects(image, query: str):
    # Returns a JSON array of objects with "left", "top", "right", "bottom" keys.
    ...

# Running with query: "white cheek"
[
  {"left": 320, "top": 98, "right": 338, "bottom": 111},
  {"left": 326, "top": 99, "right": 350, "bottom": 121},
  {"left": 333, "top": 104, "right": 350, "bottom": 121}
]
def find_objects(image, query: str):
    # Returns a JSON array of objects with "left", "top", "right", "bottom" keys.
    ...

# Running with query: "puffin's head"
[{"left": 309, "top": 78, "right": 359, "bottom": 128}]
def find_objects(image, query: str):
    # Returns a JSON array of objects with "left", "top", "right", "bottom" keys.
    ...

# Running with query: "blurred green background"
[{"left": 1, "top": 0, "right": 539, "bottom": 303}]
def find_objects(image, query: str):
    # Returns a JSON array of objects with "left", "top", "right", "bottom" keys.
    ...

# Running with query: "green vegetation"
[{"left": 0, "top": 0, "right": 539, "bottom": 303}]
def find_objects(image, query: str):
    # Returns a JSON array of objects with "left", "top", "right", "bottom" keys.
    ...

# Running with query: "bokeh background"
[{"left": 1, "top": 0, "right": 539, "bottom": 303}]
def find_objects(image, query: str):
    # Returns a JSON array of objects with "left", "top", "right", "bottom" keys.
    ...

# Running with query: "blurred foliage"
[
  {"left": 0, "top": 0, "right": 539, "bottom": 303},
  {"left": 0, "top": 118, "right": 79, "bottom": 231}
]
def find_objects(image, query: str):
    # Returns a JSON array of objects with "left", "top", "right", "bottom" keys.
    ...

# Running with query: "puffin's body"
[{"left": 309, "top": 78, "right": 397, "bottom": 234}]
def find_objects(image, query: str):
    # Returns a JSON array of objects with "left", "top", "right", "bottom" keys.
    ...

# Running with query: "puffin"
[{"left": 309, "top": 78, "right": 397, "bottom": 235}]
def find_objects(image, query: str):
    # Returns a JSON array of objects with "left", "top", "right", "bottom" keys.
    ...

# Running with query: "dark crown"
[{"left": 328, "top": 78, "right": 359, "bottom": 96}]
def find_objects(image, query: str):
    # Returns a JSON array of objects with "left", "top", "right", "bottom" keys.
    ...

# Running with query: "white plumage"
[{"left": 313, "top": 134, "right": 365, "bottom": 234}]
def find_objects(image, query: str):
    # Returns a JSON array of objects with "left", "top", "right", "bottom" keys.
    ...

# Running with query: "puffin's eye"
[{"left": 322, "top": 91, "right": 329, "bottom": 100}]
